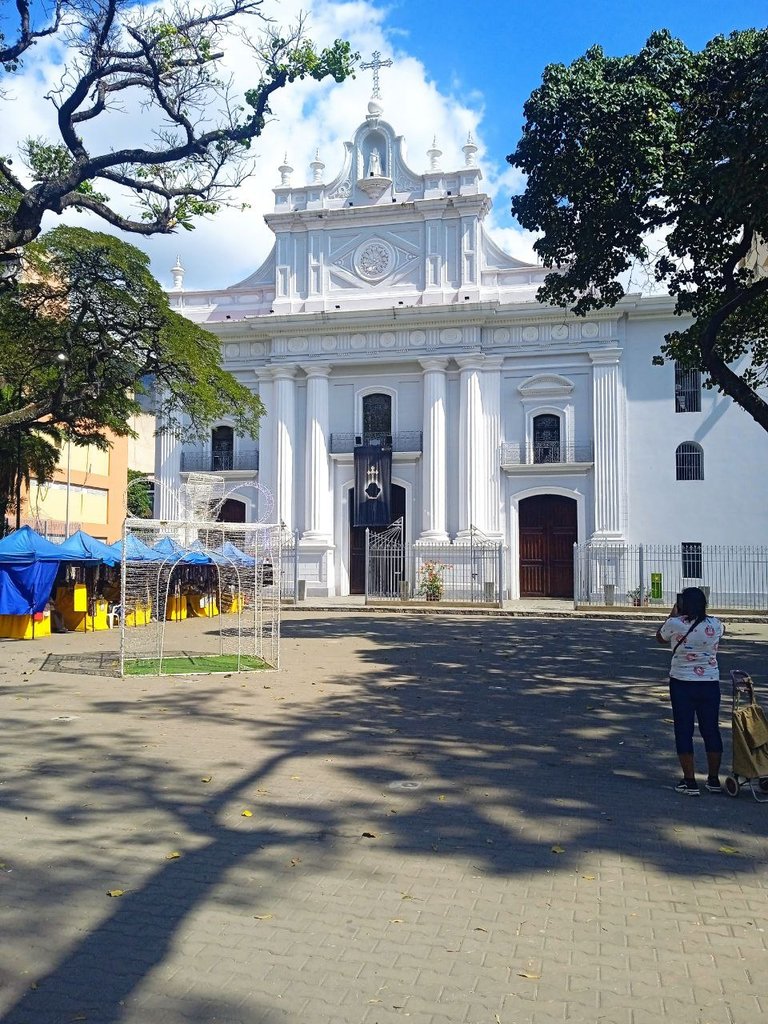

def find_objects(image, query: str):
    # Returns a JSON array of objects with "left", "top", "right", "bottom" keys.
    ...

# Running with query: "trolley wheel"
[{"left": 724, "top": 775, "right": 740, "bottom": 798}]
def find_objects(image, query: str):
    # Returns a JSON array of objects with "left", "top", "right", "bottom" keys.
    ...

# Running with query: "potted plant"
[
  {"left": 627, "top": 586, "right": 650, "bottom": 607},
  {"left": 416, "top": 560, "right": 450, "bottom": 601}
]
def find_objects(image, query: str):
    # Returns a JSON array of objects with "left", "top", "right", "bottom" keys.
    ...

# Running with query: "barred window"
[
  {"left": 674, "top": 363, "right": 701, "bottom": 412},
  {"left": 532, "top": 414, "right": 561, "bottom": 463},
  {"left": 681, "top": 542, "right": 703, "bottom": 579},
  {"left": 211, "top": 425, "right": 234, "bottom": 471},
  {"left": 676, "top": 442, "right": 703, "bottom": 481},
  {"left": 362, "top": 393, "right": 392, "bottom": 446}
]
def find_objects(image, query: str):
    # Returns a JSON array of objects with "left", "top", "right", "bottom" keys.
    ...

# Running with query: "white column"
[
  {"left": 589, "top": 349, "right": 626, "bottom": 540},
  {"left": 271, "top": 364, "right": 297, "bottom": 530},
  {"left": 301, "top": 363, "right": 332, "bottom": 542},
  {"left": 483, "top": 356, "right": 504, "bottom": 538},
  {"left": 456, "top": 354, "right": 486, "bottom": 538},
  {"left": 418, "top": 357, "right": 449, "bottom": 542},
  {"left": 154, "top": 409, "right": 182, "bottom": 520}
]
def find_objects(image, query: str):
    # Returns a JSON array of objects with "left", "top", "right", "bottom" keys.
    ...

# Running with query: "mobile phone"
[{"left": 675, "top": 592, "right": 684, "bottom": 611}]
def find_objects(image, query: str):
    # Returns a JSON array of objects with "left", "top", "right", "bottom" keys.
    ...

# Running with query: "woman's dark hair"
[{"left": 679, "top": 586, "right": 708, "bottom": 625}]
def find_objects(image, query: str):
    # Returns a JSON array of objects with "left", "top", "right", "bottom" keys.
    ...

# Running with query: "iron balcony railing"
[
  {"left": 180, "top": 449, "right": 259, "bottom": 472},
  {"left": 329, "top": 431, "right": 423, "bottom": 454},
  {"left": 500, "top": 442, "right": 593, "bottom": 467}
]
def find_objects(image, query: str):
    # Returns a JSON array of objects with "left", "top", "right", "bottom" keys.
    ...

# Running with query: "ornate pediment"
[{"left": 518, "top": 374, "right": 575, "bottom": 399}]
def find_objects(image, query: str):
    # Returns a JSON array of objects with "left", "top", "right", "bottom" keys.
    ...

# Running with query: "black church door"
[{"left": 349, "top": 484, "right": 406, "bottom": 595}]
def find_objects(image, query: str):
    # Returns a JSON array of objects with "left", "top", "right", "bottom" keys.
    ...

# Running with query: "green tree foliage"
[
  {"left": 0, "top": 1, "right": 356, "bottom": 271},
  {"left": 126, "top": 469, "right": 153, "bottom": 519},
  {"left": 508, "top": 29, "right": 768, "bottom": 432},
  {"left": 0, "top": 385, "right": 62, "bottom": 530},
  {"left": 0, "top": 226, "right": 264, "bottom": 438}
]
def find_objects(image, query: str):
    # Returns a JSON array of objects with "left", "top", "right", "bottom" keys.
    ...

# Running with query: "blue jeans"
[{"left": 669, "top": 677, "right": 723, "bottom": 756}]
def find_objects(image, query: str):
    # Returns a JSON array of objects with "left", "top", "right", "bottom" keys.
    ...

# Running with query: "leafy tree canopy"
[
  {"left": 0, "top": 225, "right": 265, "bottom": 439},
  {"left": 126, "top": 468, "right": 153, "bottom": 518},
  {"left": 508, "top": 28, "right": 768, "bottom": 431},
  {"left": 0, "top": 1, "right": 356, "bottom": 271}
]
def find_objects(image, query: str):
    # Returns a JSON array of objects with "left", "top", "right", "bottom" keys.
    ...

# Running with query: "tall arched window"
[
  {"left": 362, "top": 393, "right": 392, "bottom": 446},
  {"left": 211, "top": 425, "right": 234, "bottom": 471},
  {"left": 532, "top": 414, "right": 561, "bottom": 463},
  {"left": 676, "top": 442, "right": 704, "bottom": 480}
]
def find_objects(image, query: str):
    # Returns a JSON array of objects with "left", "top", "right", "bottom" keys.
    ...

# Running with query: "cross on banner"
[{"left": 360, "top": 50, "right": 393, "bottom": 99}]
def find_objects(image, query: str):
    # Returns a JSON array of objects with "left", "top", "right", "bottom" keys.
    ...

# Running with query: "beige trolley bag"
[{"left": 725, "top": 670, "right": 768, "bottom": 801}]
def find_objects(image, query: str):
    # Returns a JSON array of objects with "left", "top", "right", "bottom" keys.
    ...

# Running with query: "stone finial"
[
  {"left": 278, "top": 154, "right": 293, "bottom": 187},
  {"left": 171, "top": 256, "right": 184, "bottom": 290},
  {"left": 462, "top": 132, "right": 478, "bottom": 168},
  {"left": 310, "top": 149, "right": 325, "bottom": 184},
  {"left": 427, "top": 136, "right": 442, "bottom": 172}
]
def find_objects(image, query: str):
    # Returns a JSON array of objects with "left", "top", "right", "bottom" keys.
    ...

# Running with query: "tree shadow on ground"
[{"left": 1, "top": 613, "right": 767, "bottom": 1023}]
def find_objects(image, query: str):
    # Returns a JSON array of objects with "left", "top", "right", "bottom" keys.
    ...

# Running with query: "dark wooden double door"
[
  {"left": 519, "top": 495, "right": 577, "bottom": 598},
  {"left": 349, "top": 484, "right": 406, "bottom": 595}
]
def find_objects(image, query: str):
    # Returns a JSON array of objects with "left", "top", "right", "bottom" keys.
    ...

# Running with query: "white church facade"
[{"left": 155, "top": 93, "right": 767, "bottom": 600}]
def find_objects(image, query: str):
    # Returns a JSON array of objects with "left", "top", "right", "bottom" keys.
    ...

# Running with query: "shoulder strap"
[{"left": 672, "top": 619, "right": 701, "bottom": 655}]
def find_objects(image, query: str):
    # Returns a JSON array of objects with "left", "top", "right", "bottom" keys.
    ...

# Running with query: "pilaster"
[
  {"left": 589, "top": 349, "right": 626, "bottom": 540},
  {"left": 271, "top": 364, "right": 297, "bottom": 530},
  {"left": 301, "top": 363, "right": 333, "bottom": 542},
  {"left": 154, "top": 410, "right": 182, "bottom": 520},
  {"left": 456, "top": 353, "right": 486, "bottom": 538},
  {"left": 417, "top": 357, "right": 449, "bottom": 542}
]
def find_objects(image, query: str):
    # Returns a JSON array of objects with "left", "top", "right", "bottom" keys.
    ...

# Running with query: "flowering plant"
[{"left": 416, "top": 560, "right": 451, "bottom": 601}]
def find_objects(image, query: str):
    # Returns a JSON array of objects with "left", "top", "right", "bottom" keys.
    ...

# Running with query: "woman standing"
[{"left": 656, "top": 587, "right": 725, "bottom": 795}]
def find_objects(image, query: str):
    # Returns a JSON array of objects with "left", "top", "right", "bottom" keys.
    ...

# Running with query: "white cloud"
[{"left": 2, "top": 0, "right": 536, "bottom": 288}]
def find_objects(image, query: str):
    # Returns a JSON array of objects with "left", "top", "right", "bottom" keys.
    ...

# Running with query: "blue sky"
[
  {"left": 5, "top": 0, "right": 765, "bottom": 287},
  {"left": 383, "top": 0, "right": 763, "bottom": 172}
]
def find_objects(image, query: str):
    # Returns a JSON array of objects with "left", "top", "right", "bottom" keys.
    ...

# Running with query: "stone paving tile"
[{"left": 1, "top": 613, "right": 768, "bottom": 1024}]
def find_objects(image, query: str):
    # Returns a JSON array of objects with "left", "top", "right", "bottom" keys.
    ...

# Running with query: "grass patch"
[{"left": 124, "top": 653, "right": 269, "bottom": 676}]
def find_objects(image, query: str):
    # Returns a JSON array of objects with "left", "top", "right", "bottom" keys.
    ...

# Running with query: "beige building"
[{"left": 21, "top": 412, "right": 154, "bottom": 543}]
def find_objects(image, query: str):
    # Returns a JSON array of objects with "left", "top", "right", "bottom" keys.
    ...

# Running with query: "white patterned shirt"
[{"left": 659, "top": 615, "right": 724, "bottom": 681}]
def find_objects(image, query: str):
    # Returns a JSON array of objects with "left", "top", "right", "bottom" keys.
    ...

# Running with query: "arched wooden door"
[
  {"left": 349, "top": 484, "right": 405, "bottom": 595},
  {"left": 519, "top": 495, "right": 577, "bottom": 598}
]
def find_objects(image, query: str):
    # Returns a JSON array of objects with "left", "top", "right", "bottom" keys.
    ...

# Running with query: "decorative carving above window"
[{"left": 518, "top": 374, "right": 575, "bottom": 400}]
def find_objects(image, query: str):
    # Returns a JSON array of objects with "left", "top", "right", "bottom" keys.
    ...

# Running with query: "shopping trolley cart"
[{"left": 724, "top": 670, "right": 768, "bottom": 802}]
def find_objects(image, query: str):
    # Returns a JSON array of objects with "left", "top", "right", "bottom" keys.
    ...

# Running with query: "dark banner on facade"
[{"left": 353, "top": 444, "right": 392, "bottom": 527}]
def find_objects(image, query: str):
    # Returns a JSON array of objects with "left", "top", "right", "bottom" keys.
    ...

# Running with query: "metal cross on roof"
[{"left": 360, "top": 50, "right": 393, "bottom": 99}]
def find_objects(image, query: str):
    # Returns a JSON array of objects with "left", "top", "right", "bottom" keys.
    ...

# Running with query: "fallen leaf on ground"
[
  {"left": 290, "top": 775, "right": 301, "bottom": 780},
  {"left": 438, "top": 795, "right": 446, "bottom": 801},
  {"left": 518, "top": 971, "right": 541, "bottom": 980},
  {"left": 718, "top": 846, "right": 740, "bottom": 855},
  {"left": 389, "top": 918, "right": 404, "bottom": 923},
  {"left": 362, "top": 831, "right": 376, "bottom": 838},
  {"left": 200, "top": 776, "right": 212, "bottom": 784},
  {"left": 474, "top": 926, "right": 488, "bottom": 932},
  {"left": 254, "top": 913, "right": 274, "bottom": 920},
  {"left": 551, "top": 845, "right": 565, "bottom": 854},
  {"left": 106, "top": 889, "right": 125, "bottom": 898},
  {"left": 581, "top": 874, "right": 596, "bottom": 880},
  {"left": 290, "top": 857, "right": 302, "bottom": 867},
  {"left": 241, "top": 809, "right": 253, "bottom": 817},
  {"left": 165, "top": 851, "right": 181, "bottom": 860}
]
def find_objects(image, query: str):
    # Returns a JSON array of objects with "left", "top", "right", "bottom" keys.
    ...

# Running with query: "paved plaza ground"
[{"left": 1, "top": 611, "right": 767, "bottom": 1024}]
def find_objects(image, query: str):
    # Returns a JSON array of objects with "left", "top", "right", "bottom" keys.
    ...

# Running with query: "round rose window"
[{"left": 355, "top": 240, "right": 394, "bottom": 281}]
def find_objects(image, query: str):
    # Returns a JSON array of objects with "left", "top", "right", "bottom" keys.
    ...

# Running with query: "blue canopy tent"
[
  {"left": 108, "top": 534, "right": 160, "bottom": 562},
  {"left": 0, "top": 527, "right": 68, "bottom": 616},
  {"left": 58, "top": 530, "right": 120, "bottom": 566},
  {"left": 153, "top": 536, "right": 211, "bottom": 564},
  {"left": 214, "top": 541, "right": 256, "bottom": 566}
]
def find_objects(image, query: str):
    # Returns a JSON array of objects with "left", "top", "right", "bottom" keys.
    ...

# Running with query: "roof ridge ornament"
[{"left": 361, "top": 50, "right": 393, "bottom": 119}]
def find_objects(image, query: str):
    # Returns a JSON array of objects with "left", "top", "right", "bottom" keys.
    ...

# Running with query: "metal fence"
[
  {"left": 574, "top": 543, "right": 768, "bottom": 611},
  {"left": 366, "top": 523, "right": 504, "bottom": 605},
  {"left": 279, "top": 529, "right": 299, "bottom": 602}
]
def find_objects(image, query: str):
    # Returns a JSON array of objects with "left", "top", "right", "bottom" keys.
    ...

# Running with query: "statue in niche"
[{"left": 367, "top": 147, "right": 383, "bottom": 177}]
